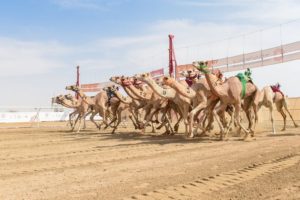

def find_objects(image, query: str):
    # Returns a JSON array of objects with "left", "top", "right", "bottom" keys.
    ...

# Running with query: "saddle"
[
  {"left": 236, "top": 68, "right": 253, "bottom": 98},
  {"left": 106, "top": 90, "right": 115, "bottom": 106},
  {"left": 185, "top": 74, "right": 198, "bottom": 87},
  {"left": 271, "top": 84, "right": 284, "bottom": 97}
]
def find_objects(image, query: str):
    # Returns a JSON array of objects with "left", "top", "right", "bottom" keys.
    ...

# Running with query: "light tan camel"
[
  {"left": 65, "top": 85, "right": 112, "bottom": 129},
  {"left": 52, "top": 95, "right": 80, "bottom": 128},
  {"left": 110, "top": 76, "right": 174, "bottom": 134},
  {"left": 254, "top": 86, "right": 298, "bottom": 134},
  {"left": 110, "top": 76, "right": 146, "bottom": 129},
  {"left": 128, "top": 77, "right": 182, "bottom": 135},
  {"left": 135, "top": 73, "right": 191, "bottom": 135},
  {"left": 162, "top": 74, "right": 221, "bottom": 137},
  {"left": 54, "top": 95, "right": 90, "bottom": 132},
  {"left": 194, "top": 61, "right": 258, "bottom": 140},
  {"left": 63, "top": 94, "right": 101, "bottom": 130},
  {"left": 101, "top": 86, "right": 134, "bottom": 134}
]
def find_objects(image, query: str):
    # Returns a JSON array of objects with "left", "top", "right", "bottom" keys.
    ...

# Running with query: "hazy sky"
[{"left": 0, "top": 0, "right": 300, "bottom": 107}]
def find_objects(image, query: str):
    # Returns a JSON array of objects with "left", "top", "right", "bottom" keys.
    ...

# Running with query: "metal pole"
[
  {"left": 168, "top": 34, "right": 177, "bottom": 78},
  {"left": 76, "top": 66, "right": 80, "bottom": 99}
]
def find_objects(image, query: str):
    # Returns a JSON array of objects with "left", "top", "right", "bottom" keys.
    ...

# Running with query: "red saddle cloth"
[
  {"left": 185, "top": 74, "right": 199, "bottom": 87},
  {"left": 271, "top": 85, "right": 284, "bottom": 97}
]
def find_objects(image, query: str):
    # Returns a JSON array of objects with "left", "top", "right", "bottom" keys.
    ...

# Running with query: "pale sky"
[{"left": 0, "top": 0, "right": 300, "bottom": 107}]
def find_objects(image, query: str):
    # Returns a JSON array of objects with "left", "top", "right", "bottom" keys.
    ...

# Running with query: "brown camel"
[
  {"left": 254, "top": 85, "right": 298, "bottom": 134},
  {"left": 193, "top": 61, "right": 258, "bottom": 140}
]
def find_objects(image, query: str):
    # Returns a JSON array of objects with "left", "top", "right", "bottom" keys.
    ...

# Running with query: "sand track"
[{"left": 0, "top": 122, "right": 299, "bottom": 200}]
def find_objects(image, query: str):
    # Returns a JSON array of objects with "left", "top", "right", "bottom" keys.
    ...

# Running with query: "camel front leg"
[
  {"left": 89, "top": 111, "right": 100, "bottom": 129},
  {"left": 128, "top": 114, "right": 139, "bottom": 129},
  {"left": 76, "top": 116, "right": 83, "bottom": 133},
  {"left": 212, "top": 103, "right": 228, "bottom": 140},
  {"left": 71, "top": 114, "right": 80, "bottom": 132},
  {"left": 188, "top": 102, "right": 206, "bottom": 138},
  {"left": 141, "top": 108, "right": 159, "bottom": 134},
  {"left": 111, "top": 110, "right": 123, "bottom": 134},
  {"left": 233, "top": 104, "right": 251, "bottom": 140},
  {"left": 193, "top": 110, "right": 207, "bottom": 137},
  {"left": 268, "top": 105, "right": 276, "bottom": 134},
  {"left": 223, "top": 106, "right": 235, "bottom": 139}
]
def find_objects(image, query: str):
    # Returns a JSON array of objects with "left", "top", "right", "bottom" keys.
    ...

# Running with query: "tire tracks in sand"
[{"left": 124, "top": 154, "right": 300, "bottom": 200}]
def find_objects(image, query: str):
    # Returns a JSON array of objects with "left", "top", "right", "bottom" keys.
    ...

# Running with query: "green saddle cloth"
[{"left": 236, "top": 73, "right": 247, "bottom": 98}]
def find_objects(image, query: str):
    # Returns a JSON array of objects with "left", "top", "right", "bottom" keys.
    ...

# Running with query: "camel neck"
[
  {"left": 169, "top": 79, "right": 196, "bottom": 99},
  {"left": 127, "top": 84, "right": 152, "bottom": 100},
  {"left": 61, "top": 100, "right": 79, "bottom": 109},
  {"left": 77, "top": 90, "right": 94, "bottom": 105},
  {"left": 122, "top": 86, "right": 140, "bottom": 100},
  {"left": 204, "top": 73, "right": 221, "bottom": 97},
  {"left": 142, "top": 77, "right": 176, "bottom": 99},
  {"left": 112, "top": 90, "right": 132, "bottom": 104}
]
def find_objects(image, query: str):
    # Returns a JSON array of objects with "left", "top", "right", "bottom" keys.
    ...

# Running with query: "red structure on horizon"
[
  {"left": 75, "top": 66, "right": 80, "bottom": 99},
  {"left": 168, "top": 34, "right": 177, "bottom": 77}
]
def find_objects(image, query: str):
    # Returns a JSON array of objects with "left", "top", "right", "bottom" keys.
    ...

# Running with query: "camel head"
[
  {"left": 192, "top": 61, "right": 210, "bottom": 74},
  {"left": 180, "top": 70, "right": 189, "bottom": 77},
  {"left": 181, "top": 69, "right": 198, "bottom": 78},
  {"left": 120, "top": 76, "right": 132, "bottom": 86},
  {"left": 109, "top": 85, "right": 119, "bottom": 92},
  {"left": 65, "top": 85, "right": 80, "bottom": 92},
  {"left": 53, "top": 95, "right": 65, "bottom": 104},
  {"left": 162, "top": 76, "right": 174, "bottom": 86},
  {"left": 64, "top": 94, "right": 74, "bottom": 100},
  {"left": 110, "top": 76, "right": 122, "bottom": 84},
  {"left": 134, "top": 73, "right": 150, "bottom": 81}
]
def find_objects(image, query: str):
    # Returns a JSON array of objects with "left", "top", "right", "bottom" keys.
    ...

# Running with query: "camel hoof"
[
  {"left": 281, "top": 128, "right": 286, "bottom": 131},
  {"left": 295, "top": 124, "right": 299, "bottom": 128}
]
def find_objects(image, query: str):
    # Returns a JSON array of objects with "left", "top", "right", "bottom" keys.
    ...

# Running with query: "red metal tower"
[
  {"left": 168, "top": 34, "right": 177, "bottom": 77},
  {"left": 75, "top": 66, "right": 80, "bottom": 99}
]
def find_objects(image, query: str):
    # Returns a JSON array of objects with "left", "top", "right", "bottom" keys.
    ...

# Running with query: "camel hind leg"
[
  {"left": 282, "top": 99, "right": 298, "bottom": 128},
  {"left": 276, "top": 101, "right": 287, "bottom": 131}
]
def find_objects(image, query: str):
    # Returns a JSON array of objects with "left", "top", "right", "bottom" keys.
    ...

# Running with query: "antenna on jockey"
[
  {"left": 168, "top": 34, "right": 177, "bottom": 78},
  {"left": 76, "top": 66, "right": 80, "bottom": 99}
]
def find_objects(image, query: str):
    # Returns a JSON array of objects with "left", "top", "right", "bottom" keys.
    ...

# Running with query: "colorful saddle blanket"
[
  {"left": 185, "top": 74, "right": 199, "bottom": 87},
  {"left": 235, "top": 68, "right": 252, "bottom": 98},
  {"left": 106, "top": 90, "right": 115, "bottom": 106},
  {"left": 271, "top": 85, "right": 284, "bottom": 97}
]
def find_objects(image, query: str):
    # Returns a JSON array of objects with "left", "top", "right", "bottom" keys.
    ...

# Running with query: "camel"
[
  {"left": 54, "top": 95, "right": 90, "bottom": 132},
  {"left": 63, "top": 94, "right": 101, "bottom": 130},
  {"left": 254, "top": 85, "right": 298, "bottom": 134},
  {"left": 162, "top": 74, "right": 220, "bottom": 137},
  {"left": 135, "top": 73, "right": 191, "bottom": 135},
  {"left": 103, "top": 85, "right": 141, "bottom": 133},
  {"left": 110, "top": 76, "right": 174, "bottom": 134},
  {"left": 110, "top": 76, "right": 146, "bottom": 128},
  {"left": 65, "top": 85, "right": 113, "bottom": 129},
  {"left": 193, "top": 61, "right": 258, "bottom": 140}
]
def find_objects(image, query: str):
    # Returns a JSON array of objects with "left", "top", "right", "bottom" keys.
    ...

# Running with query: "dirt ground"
[{"left": 0, "top": 121, "right": 299, "bottom": 200}]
